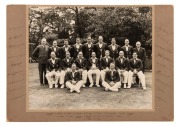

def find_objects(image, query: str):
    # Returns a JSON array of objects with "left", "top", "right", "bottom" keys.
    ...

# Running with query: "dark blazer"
[
  {"left": 60, "top": 46, "right": 72, "bottom": 59},
  {"left": 115, "top": 57, "right": 129, "bottom": 71},
  {"left": 65, "top": 71, "right": 82, "bottom": 83},
  {"left": 133, "top": 47, "right": 146, "bottom": 63},
  {"left": 129, "top": 58, "right": 143, "bottom": 72},
  {"left": 93, "top": 42, "right": 108, "bottom": 58},
  {"left": 105, "top": 70, "right": 120, "bottom": 83},
  {"left": 32, "top": 45, "right": 50, "bottom": 64},
  {"left": 71, "top": 44, "right": 83, "bottom": 59},
  {"left": 121, "top": 45, "right": 134, "bottom": 59},
  {"left": 100, "top": 57, "right": 113, "bottom": 70},
  {"left": 87, "top": 58, "right": 100, "bottom": 70},
  {"left": 82, "top": 43, "right": 94, "bottom": 59},
  {"left": 49, "top": 46, "right": 61, "bottom": 58},
  {"left": 46, "top": 58, "right": 61, "bottom": 72},
  {"left": 74, "top": 58, "right": 87, "bottom": 70},
  {"left": 61, "top": 57, "right": 74, "bottom": 70},
  {"left": 108, "top": 44, "right": 121, "bottom": 60}
]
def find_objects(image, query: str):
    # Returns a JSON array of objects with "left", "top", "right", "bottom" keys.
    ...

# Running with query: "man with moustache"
[{"left": 32, "top": 38, "right": 50, "bottom": 86}]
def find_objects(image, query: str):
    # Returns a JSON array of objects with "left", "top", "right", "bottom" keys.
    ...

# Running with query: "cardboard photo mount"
[{"left": 7, "top": 5, "right": 173, "bottom": 121}]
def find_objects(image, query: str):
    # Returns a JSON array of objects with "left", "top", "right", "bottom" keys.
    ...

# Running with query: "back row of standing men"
[{"left": 32, "top": 36, "right": 146, "bottom": 92}]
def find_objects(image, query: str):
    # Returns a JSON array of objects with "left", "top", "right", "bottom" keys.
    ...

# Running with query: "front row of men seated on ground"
[{"left": 45, "top": 50, "right": 146, "bottom": 93}]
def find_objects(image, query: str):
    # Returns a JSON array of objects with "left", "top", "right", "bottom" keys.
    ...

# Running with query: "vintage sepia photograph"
[{"left": 28, "top": 6, "right": 153, "bottom": 110}]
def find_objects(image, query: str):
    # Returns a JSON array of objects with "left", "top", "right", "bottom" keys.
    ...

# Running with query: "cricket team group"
[{"left": 32, "top": 36, "right": 147, "bottom": 93}]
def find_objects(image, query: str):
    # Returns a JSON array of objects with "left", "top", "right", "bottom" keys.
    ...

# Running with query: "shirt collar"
[
  {"left": 91, "top": 57, "right": 97, "bottom": 60},
  {"left": 104, "top": 56, "right": 110, "bottom": 59},
  {"left": 51, "top": 58, "right": 57, "bottom": 60}
]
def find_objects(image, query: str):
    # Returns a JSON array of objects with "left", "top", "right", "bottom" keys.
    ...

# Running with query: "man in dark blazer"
[
  {"left": 133, "top": 41, "right": 146, "bottom": 72},
  {"left": 93, "top": 36, "right": 108, "bottom": 59},
  {"left": 32, "top": 38, "right": 50, "bottom": 85},
  {"left": 108, "top": 38, "right": 121, "bottom": 61},
  {"left": 60, "top": 51, "right": 74, "bottom": 88},
  {"left": 49, "top": 40, "right": 61, "bottom": 59},
  {"left": 74, "top": 52, "right": 88, "bottom": 87},
  {"left": 82, "top": 36, "right": 94, "bottom": 59},
  {"left": 115, "top": 51, "right": 129, "bottom": 88},
  {"left": 87, "top": 52, "right": 101, "bottom": 87},
  {"left": 100, "top": 50, "right": 113, "bottom": 82},
  {"left": 128, "top": 52, "right": 146, "bottom": 90},
  {"left": 71, "top": 37, "right": 83, "bottom": 59},
  {"left": 60, "top": 39, "right": 72, "bottom": 59},
  {"left": 65, "top": 63, "right": 83, "bottom": 93},
  {"left": 121, "top": 39, "right": 134, "bottom": 60},
  {"left": 102, "top": 62, "right": 121, "bottom": 92},
  {"left": 45, "top": 52, "right": 61, "bottom": 88}
]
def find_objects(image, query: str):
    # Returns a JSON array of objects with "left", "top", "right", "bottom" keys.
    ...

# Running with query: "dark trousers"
[{"left": 38, "top": 63, "right": 48, "bottom": 84}]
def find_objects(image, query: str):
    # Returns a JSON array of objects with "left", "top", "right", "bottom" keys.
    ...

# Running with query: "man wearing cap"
[
  {"left": 121, "top": 39, "right": 134, "bottom": 60},
  {"left": 65, "top": 63, "right": 83, "bottom": 93},
  {"left": 133, "top": 41, "right": 146, "bottom": 72},
  {"left": 102, "top": 62, "right": 121, "bottom": 92},
  {"left": 45, "top": 52, "right": 61, "bottom": 88},
  {"left": 74, "top": 52, "right": 88, "bottom": 87},
  {"left": 128, "top": 52, "right": 146, "bottom": 90},
  {"left": 100, "top": 50, "right": 113, "bottom": 82},
  {"left": 115, "top": 51, "right": 129, "bottom": 88},
  {"left": 87, "top": 52, "right": 101, "bottom": 87},
  {"left": 93, "top": 36, "right": 108, "bottom": 59},
  {"left": 60, "top": 51, "right": 74, "bottom": 88},
  {"left": 82, "top": 36, "right": 95, "bottom": 59},
  {"left": 32, "top": 38, "right": 50, "bottom": 86},
  {"left": 108, "top": 38, "right": 121, "bottom": 61}
]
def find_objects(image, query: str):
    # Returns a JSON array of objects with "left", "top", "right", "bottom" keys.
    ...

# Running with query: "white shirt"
[
  {"left": 53, "top": 47, "right": 56, "bottom": 52},
  {"left": 112, "top": 45, "right": 115, "bottom": 51},
  {"left": 76, "top": 44, "right": 80, "bottom": 49},
  {"left": 67, "top": 58, "right": 69, "bottom": 62},
  {"left": 120, "top": 58, "right": 123, "bottom": 63},
  {"left": 88, "top": 44, "right": 91, "bottom": 48},
  {"left": 125, "top": 45, "right": 128, "bottom": 51},
  {"left": 51, "top": 58, "right": 55, "bottom": 64},
  {"left": 99, "top": 43, "right": 103, "bottom": 48},
  {"left": 92, "top": 58, "right": 96, "bottom": 63},
  {"left": 72, "top": 72, "right": 75, "bottom": 77},
  {"left": 106, "top": 58, "right": 108, "bottom": 62},
  {"left": 65, "top": 47, "right": 68, "bottom": 51},
  {"left": 79, "top": 58, "right": 82, "bottom": 63}
]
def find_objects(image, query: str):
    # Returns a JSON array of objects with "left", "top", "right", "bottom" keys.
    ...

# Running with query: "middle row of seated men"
[{"left": 45, "top": 50, "right": 146, "bottom": 93}]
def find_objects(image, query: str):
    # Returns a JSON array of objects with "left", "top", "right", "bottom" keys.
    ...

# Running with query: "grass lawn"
[{"left": 28, "top": 63, "right": 152, "bottom": 110}]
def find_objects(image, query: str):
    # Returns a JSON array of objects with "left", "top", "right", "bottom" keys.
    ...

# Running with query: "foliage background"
[{"left": 29, "top": 6, "right": 152, "bottom": 69}]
